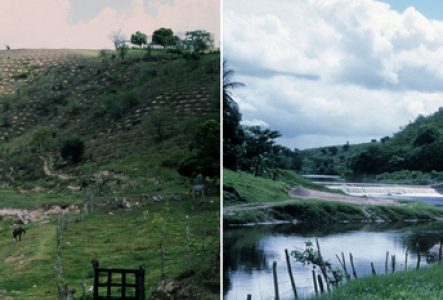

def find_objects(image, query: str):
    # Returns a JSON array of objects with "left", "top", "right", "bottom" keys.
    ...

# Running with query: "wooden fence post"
[
  {"left": 416, "top": 253, "right": 421, "bottom": 270},
  {"left": 439, "top": 241, "right": 442, "bottom": 262},
  {"left": 139, "top": 266, "right": 146, "bottom": 300},
  {"left": 160, "top": 228, "right": 165, "bottom": 280},
  {"left": 106, "top": 271, "right": 112, "bottom": 297},
  {"left": 312, "top": 269, "right": 319, "bottom": 295},
  {"left": 405, "top": 248, "right": 409, "bottom": 271},
  {"left": 284, "top": 249, "right": 298, "bottom": 299},
  {"left": 185, "top": 224, "right": 190, "bottom": 270},
  {"left": 121, "top": 271, "right": 126, "bottom": 299},
  {"left": 342, "top": 252, "right": 350, "bottom": 281},
  {"left": 336, "top": 253, "right": 350, "bottom": 282},
  {"left": 385, "top": 251, "right": 389, "bottom": 274},
  {"left": 315, "top": 238, "right": 330, "bottom": 292},
  {"left": 391, "top": 255, "right": 396, "bottom": 273},
  {"left": 317, "top": 274, "right": 324, "bottom": 294},
  {"left": 349, "top": 253, "right": 358, "bottom": 279},
  {"left": 273, "top": 261, "right": 279, "bottom": 300},
  {"left": 370, "top": 262, "right": 376, "bottom": 276},
  {"left": 92, "top": 260, "right": 99, "bottom": 299}
]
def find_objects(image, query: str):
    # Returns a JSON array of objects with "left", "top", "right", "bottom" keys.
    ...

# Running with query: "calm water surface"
[{"left": 224, "top": 223, "right": 443, "bottom": 300}]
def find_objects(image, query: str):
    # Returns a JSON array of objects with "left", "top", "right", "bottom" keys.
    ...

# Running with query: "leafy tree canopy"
[
  {"left": 184, "top": 30, "right": 214, "bottom": 52},
  {"left": 152, "top": 28, "right": 178, "bottom": 47},
  {"left": 130, "top": 31, "right": 147, "bottom": 47}
]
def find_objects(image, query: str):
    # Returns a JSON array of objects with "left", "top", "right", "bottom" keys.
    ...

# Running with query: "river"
[{"left": 224, "top": 223, "right": 443, "bottom": 300}]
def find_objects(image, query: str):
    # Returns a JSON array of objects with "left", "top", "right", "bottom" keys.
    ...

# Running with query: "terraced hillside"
[
  {"left": 0, "top": 49, "right": 219, "bottom": 183},
  {"left": 0, "top": 49, "right": 220, "bottom": 299}
]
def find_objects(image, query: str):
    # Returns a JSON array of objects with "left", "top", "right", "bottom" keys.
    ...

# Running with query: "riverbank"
[
  {"left": 314, "top": 263, "right": 443, "bottom": 300},
  {"left": 223, "top": 170, "right": 443, "bottom": 225},
  {"left": 224, "top": 199, "right": 443, "bottom": 225}
]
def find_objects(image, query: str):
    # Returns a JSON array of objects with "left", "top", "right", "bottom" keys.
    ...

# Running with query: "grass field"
[
  {"left": 0, "top": 193, "right": 219, "bottom": 299},
  {"left": 314, "top": 263, "right": 443, "bottom": 300},
  {"left": 223, "top": 169, "right": 329, "bottom": 204}
]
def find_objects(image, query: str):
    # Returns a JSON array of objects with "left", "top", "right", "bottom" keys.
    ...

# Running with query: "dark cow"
[{"left": 12, "top": 227, "right": 26, "bottom": 243}]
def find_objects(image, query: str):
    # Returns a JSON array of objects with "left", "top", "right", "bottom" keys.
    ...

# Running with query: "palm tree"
[{"left": 223, "top": 60, "right": 245, "bottom": 170}]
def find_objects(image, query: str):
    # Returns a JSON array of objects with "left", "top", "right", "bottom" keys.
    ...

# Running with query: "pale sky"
[
  {"left": 224, "top": 0, "right": 443, "bottom": 149},
  {"left": 0, "top": 0, "right": 219, "bottom": 49}
]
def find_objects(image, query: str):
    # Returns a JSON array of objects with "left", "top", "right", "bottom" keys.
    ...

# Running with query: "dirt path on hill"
[
  {"left": 288, "top": 186, "right": 401, "bottom": 206},
  {"left": 40, "top": 156, "right": 73, "bottom": 180}
]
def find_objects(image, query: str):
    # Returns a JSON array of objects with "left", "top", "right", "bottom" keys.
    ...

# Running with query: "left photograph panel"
[{"left": 0, "top": 0, "right": 220, "bottom": 299}]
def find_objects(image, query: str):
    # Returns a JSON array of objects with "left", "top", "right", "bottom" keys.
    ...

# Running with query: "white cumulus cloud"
[{"left": 224, "top": 0, "right": 443, "bottom": 149}]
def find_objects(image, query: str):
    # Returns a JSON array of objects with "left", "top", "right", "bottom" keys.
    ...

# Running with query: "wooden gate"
[{"left": 92, "top": 260, "right": 146, "bottom": 300}]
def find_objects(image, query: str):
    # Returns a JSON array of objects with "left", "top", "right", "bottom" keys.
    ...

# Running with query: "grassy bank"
[
  {"left": 224, "top": 199, "right": 443, "bottom": 225},
  {"left": 314, "top": 264, "right": 443, "bottom": 300},
  {"left": 223, "top": 169, "right": 329, "bottom": 204}
]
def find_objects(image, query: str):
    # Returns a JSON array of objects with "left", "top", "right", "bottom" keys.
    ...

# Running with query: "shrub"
[
  {"left": 65, "top": 97, "right": 81, "bottom": 115},
  {"left": 142, "top": 107, "right": 174, "bottom": 141},
  {"left": 31, "top": 127, "right": 58, "bottom": 153},
  {"left": 103, "top": 90, "right": 139, "bottom": 119},
  {"left": 60, "top": 136, "right": 85, "bottom": 163},
  {"left": 0, "top": 112, "right": 11, "bottom": 127}
]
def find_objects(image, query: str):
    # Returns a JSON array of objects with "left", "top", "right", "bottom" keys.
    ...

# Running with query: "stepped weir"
[
  {"left": 325, "top": 183, "right": 443, "bottom": 198},
  {"left": 301, "top": 175, "right": 443, "bottom": 198}
]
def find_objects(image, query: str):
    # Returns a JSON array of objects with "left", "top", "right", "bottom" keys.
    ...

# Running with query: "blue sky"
[
  {"left": 224, "top": 0, "right": 443, "bottom": 149},
  {"left": 384, "top": 0, "right": 443, "bottom": 20}
]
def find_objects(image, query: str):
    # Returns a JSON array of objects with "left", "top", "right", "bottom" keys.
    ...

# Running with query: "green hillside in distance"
[
  {"left": 301, "top": 107, "right": 443, "bottom": 184},
  {"left": 301, "top": 142, "right": 374, "bottom": 176},
  {"left": 0, "top": 48, "right": 220, "bottom": 299}
]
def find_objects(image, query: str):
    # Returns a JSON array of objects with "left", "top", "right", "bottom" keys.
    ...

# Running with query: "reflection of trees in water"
[
  {"left": 223, "top": 231, "right": 270, "bottom": 294},
  {"left": 401, "top": 232, "right": 443, "bottom": 254},
  {"left": 271, "top": 223, "right": 365, "bottom": 236},
  {"left": 224, "top": 242, "right": 269, "bottom": 272}
]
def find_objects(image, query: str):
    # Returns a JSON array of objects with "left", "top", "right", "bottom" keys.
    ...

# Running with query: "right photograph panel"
[{"left": 223, "top": 1, "right": 443, "bottom": 299}]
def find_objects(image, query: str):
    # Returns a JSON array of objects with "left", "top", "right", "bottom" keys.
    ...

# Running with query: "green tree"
[
  {"left": 381, "top": 136, "right": 390, "bottom": 144},
  {"left": 143, "top": 107, "right": 174, "bottom": 142},
  {"left": 243, "top": 126, "right": 281, "bottom": 176},
  {"left": 60, "top": 136, "right": 85, "bottom": 163},
  {"left": 184, "top": 30, "right": 214, "bottom": 52},
  {"left": 30, "top": 127, "right": 58, "bottom": 153},
  {"left": 328, "top": 146, "right": 338, "bottom": 155},
  {"left": 413, "top": 127, "right": 439, "bottom": 147},
  {"left": 223, "top": 60, "right": 245, "bottom": 170},
  {"left": 130, "top": 31, "right": 147, "bottom": 47},
  {"left": 178, "top": 120, "right": 220, "bottom": 178},
  {"left": 152, "top": 28, "right": 178, "bottom": 47}
]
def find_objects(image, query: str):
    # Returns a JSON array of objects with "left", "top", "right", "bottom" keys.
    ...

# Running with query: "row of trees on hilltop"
[
  {"left": 223, "top": 61, "right": 302, "bottom": 178},
  {"left": 111, "top": 28, "right": 214, "bottom": 53}
]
